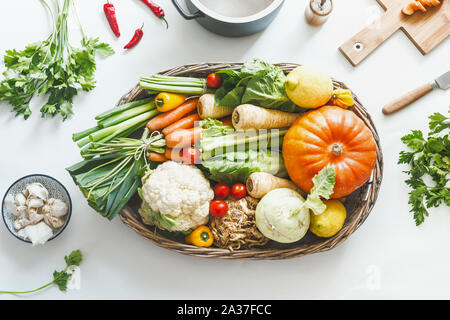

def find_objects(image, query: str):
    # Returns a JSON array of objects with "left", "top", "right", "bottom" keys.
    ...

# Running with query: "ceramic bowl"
[{"left": 1, "top": 174, "right": 72, "bottom": 244}]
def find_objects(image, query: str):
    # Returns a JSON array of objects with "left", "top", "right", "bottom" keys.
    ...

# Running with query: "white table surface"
[{"left": 0, "top": 0, "right": 449, "bottom": 300}]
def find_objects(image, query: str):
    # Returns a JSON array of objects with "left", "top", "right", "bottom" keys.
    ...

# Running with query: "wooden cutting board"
[{"left": 340, "top": 0, "right": 450, "bottom": 66}]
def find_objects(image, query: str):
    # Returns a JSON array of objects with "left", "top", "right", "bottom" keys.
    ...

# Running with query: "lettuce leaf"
[{"left": 214, "top": 59, "right": 297, "bottom": 112}]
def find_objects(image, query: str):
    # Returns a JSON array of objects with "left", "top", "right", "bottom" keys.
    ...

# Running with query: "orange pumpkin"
[{"left": 282, "top": 106, "right": 377, "bottom": 198}]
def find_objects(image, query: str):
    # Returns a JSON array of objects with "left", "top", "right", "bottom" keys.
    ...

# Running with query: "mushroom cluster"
[{"left": 5, "top": 182, "right": 68, "bottom": 245}]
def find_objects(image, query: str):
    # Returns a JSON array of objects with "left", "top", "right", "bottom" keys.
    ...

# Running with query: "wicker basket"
[{"left": 118, "top": 62, "right": 383, "bottom": 260}]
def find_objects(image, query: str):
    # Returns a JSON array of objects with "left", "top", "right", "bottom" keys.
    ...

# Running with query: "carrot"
[
  {"left": 148, "top": 152, "right": 168, "bottom": 162},
  {"left": 165, "top": 126, "right": 203, "bottom": 149},
  {"left": 415, "top": 1, "right": 427, "bottom": 11},
  {"left": 219, "top": 116, "right": 233, "bottom": 127},
  {"left": 402, "top": 3, "right": 416, "bottom": 15},
  {"left": 197, "top": 94, "right": 233, "bottom": 119},
  {"left": 246, "top": 172, "right": 304, "bottom": 199},
  {"left": 162, "top": 113, "right": 201, "bottom": 136},
  {"left": 232, "top": 104, "right": 300, "bottom": 130},
  {"left": 146, "top": 98, "right": 199, "bottom": 131},
  {"left": 164, "top": 148, "right": 184, "bottom": 162},
  {"left": 402, "top": 0, "right": 440, "bottom": 15}
]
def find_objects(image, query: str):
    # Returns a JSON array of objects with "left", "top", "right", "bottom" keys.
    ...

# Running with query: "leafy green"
[
  {"left": 67, "top": 131, "right": 165, "bottom": 220},
  {"left": 199, "top": 118, "right": 235, "bottom": 141},
  {"left": 398, "top": 108, "right": 450, "bottom": 225},
  {"left": 0, "top": 0, "right": 113, "bottom": 120},
  {"left": 301, "top": 166, "right": 336, "bottom": 215},
  {"left": 201, "top": 150, "right": 287, "bottom": 185},
  {"left": 0, "top": 250, "right": 83, "bottom": 295},
  {"left": 215, "top": 59, "right": 297, "bottom": 112}
]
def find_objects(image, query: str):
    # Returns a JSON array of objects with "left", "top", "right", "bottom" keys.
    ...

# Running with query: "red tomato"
[
  {"left": 209, "top": 200, "right": 228, "bottom": 217},
  {"left": 182, "top": 147, "right": 200, "bottom": 164},
  {"left": 206, "top": 73, "right": 222, "bottom": 88},
  {"left": 214, "top": 183, "right": 230, "bottom": 198},
  {"left": 231, "top": 183, "right": 246, "bottom": 199}
]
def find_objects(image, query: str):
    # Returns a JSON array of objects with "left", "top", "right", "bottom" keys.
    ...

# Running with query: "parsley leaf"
[
  {"left": 0, "top": 0, "right": 113, "bottom": 121},
  {"left": 398, "top": 108, "right": 450, "bottom": 225},
  {"left": 0, "top": 250, "right": 83, "bottom": 295}
]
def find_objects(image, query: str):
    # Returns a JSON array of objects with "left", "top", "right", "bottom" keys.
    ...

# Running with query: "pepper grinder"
[{"left": 305, "top": 0, "right": 333, "bottom": 26}]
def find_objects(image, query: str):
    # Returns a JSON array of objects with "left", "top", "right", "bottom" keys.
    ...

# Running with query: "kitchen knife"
[{"left": 382, "top": 70, "right": 450, "bottom": 115}]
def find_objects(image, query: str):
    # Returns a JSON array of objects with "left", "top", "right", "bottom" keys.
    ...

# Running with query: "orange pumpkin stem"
[{"left": 331, "top": 143, "right": 342, "bottom": 157}]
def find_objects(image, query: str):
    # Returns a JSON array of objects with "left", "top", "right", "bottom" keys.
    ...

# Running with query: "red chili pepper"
[
  {"left": 103, "top": 1, "right": 120, "bottom": 37},
  {"left": 124, "top": 24, "right": 144, "bottom": 49},
  {"left": 140, "top": 0, "right": 168, "bottom": 29}
]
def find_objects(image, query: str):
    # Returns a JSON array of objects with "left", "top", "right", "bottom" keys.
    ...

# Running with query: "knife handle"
[{"left": 382, "top": 83, "right": 434, "bottom": 115}]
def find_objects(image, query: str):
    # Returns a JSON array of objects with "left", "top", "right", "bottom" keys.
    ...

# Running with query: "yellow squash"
[{"left": 329, "top": 89, "right": 354, "bottom": 108}]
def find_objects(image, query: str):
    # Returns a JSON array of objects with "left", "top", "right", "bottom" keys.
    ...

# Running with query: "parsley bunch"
[
  {"left": 0, "top": 250, "right": 83, "bottom": 294},
  {"left": 398, "top": 108, "right": 450, "bottom": 225},
  {"left": 0, "top": 0, "right": 114, "bottom": 120}
]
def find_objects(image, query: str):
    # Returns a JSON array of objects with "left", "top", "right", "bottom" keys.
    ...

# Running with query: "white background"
[{"left": 0, "top": 0, "right": 449, "bottom": 300}]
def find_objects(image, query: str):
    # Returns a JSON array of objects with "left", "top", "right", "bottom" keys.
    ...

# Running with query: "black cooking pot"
[{"left": 171, "top": 0, "right": 285, "bottom": 37}]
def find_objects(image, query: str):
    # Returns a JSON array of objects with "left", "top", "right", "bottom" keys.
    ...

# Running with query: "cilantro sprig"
[
  {"left": 0, "top": 250, "right": 83, "bottom": 294},
  {"left": 398, "top": 108, "right": 450, "bottom": 225},
  {"left": 0, "top": 0, "right": 114, "bottom": 120}
]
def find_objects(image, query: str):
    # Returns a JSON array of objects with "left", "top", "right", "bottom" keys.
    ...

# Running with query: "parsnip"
[
  {"left": 197, "top": 94, "right": 233, "bottom": 119},
  {"left": 232, "top": 104, "right": 300, "bottom": 130},
  {"left": 246, "top": 172, "right": 303, "bottom": 198}
]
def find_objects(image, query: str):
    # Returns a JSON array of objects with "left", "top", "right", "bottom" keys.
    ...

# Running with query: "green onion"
[
  {"left": 140, "top": 74, "right": 214, "bottom": 95},
  {"left": 95, "top": 98, "right": 153, "bottom": 121},
  {"left": 67, "top": 130, "right": 166, "bottom": 220},
  {"left": 72, "top": 126, "right": 101, "bottom": 142},
  {"left": 98, "top": 102, "right": 156, "bottom": 128}
]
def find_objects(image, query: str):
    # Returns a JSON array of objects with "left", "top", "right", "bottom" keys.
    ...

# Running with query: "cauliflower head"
[{"left": 140, "top": 161, "right": 214, "bottom": 232}]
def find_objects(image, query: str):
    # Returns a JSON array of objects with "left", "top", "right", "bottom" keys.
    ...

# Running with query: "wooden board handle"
[
  {"left": 382, "top": 83, "right": 433, "bottom": 115},
  {"left": 339, "top": 10, "right": 401, "bottom": 66}
]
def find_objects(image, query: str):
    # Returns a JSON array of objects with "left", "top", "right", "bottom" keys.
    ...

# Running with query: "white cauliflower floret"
[{"left": 141, "top": 161, "right": 214, "bottom": 232}]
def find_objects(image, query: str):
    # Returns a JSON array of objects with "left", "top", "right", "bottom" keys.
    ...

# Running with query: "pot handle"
[{"left": 171, "top": 0, "right": 203, "bottom": 20}]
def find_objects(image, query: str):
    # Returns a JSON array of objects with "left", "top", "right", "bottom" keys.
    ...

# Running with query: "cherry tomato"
[
  {"left": 206, "top": 73, "right": 222, "bottom": 88},
  {"left": 214, "top": 183, "right": 230, "bottom": 198},
  {"left": 182, "top": 147, "right": 200, "bottom": 164},
  {"left": 209, "top": 200, "right": 228, "bottom": 217},
  {"left": 230, "top": 183, "right": 246, "bottom": 199}
]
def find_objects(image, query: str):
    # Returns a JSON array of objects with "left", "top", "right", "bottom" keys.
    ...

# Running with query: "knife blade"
[
  {"left": 382, "top": 70, "right": 450, "bottom": 115},
  {"left": 434, "top": 70, "right": 450, "bottom": 90}
]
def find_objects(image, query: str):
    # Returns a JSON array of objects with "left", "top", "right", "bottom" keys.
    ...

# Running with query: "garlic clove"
[
  {"left": 28, "top": 208, "right": 44, "bottom": 224},
  {"left": 46, "top": 198, "right": 68, "bottom": 217},
  {"left": 14, "top": 218, "right": 30, "bottom": 230},
  {"left": 43, "top": 213, "right": 65, "bottom": 229},
  {"left": 25, "top": 183, "right": 49, "bottom": 202},
  {"left": 15, "top": 205, "right": 28, "bottom": 218},
  {"left": 27, "top": 198, "right": 45, "bottom": 209}
]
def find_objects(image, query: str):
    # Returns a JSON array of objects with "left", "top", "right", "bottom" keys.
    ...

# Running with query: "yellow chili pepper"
[
  {"left": 185, "top": 225, "right": 214, "bottom": 247},
  {"left": 155, "top": 92, "right": 188, "bottom": 112}
]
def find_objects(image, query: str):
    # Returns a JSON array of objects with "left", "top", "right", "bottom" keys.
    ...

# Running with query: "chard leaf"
[{"left": 303, "top": 166, "right": 336, "bottom": 215}]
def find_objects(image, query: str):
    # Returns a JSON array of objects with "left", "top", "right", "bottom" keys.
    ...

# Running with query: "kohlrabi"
[{"left": 255, "top": 166, "right": 336, "bottom": 243}]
